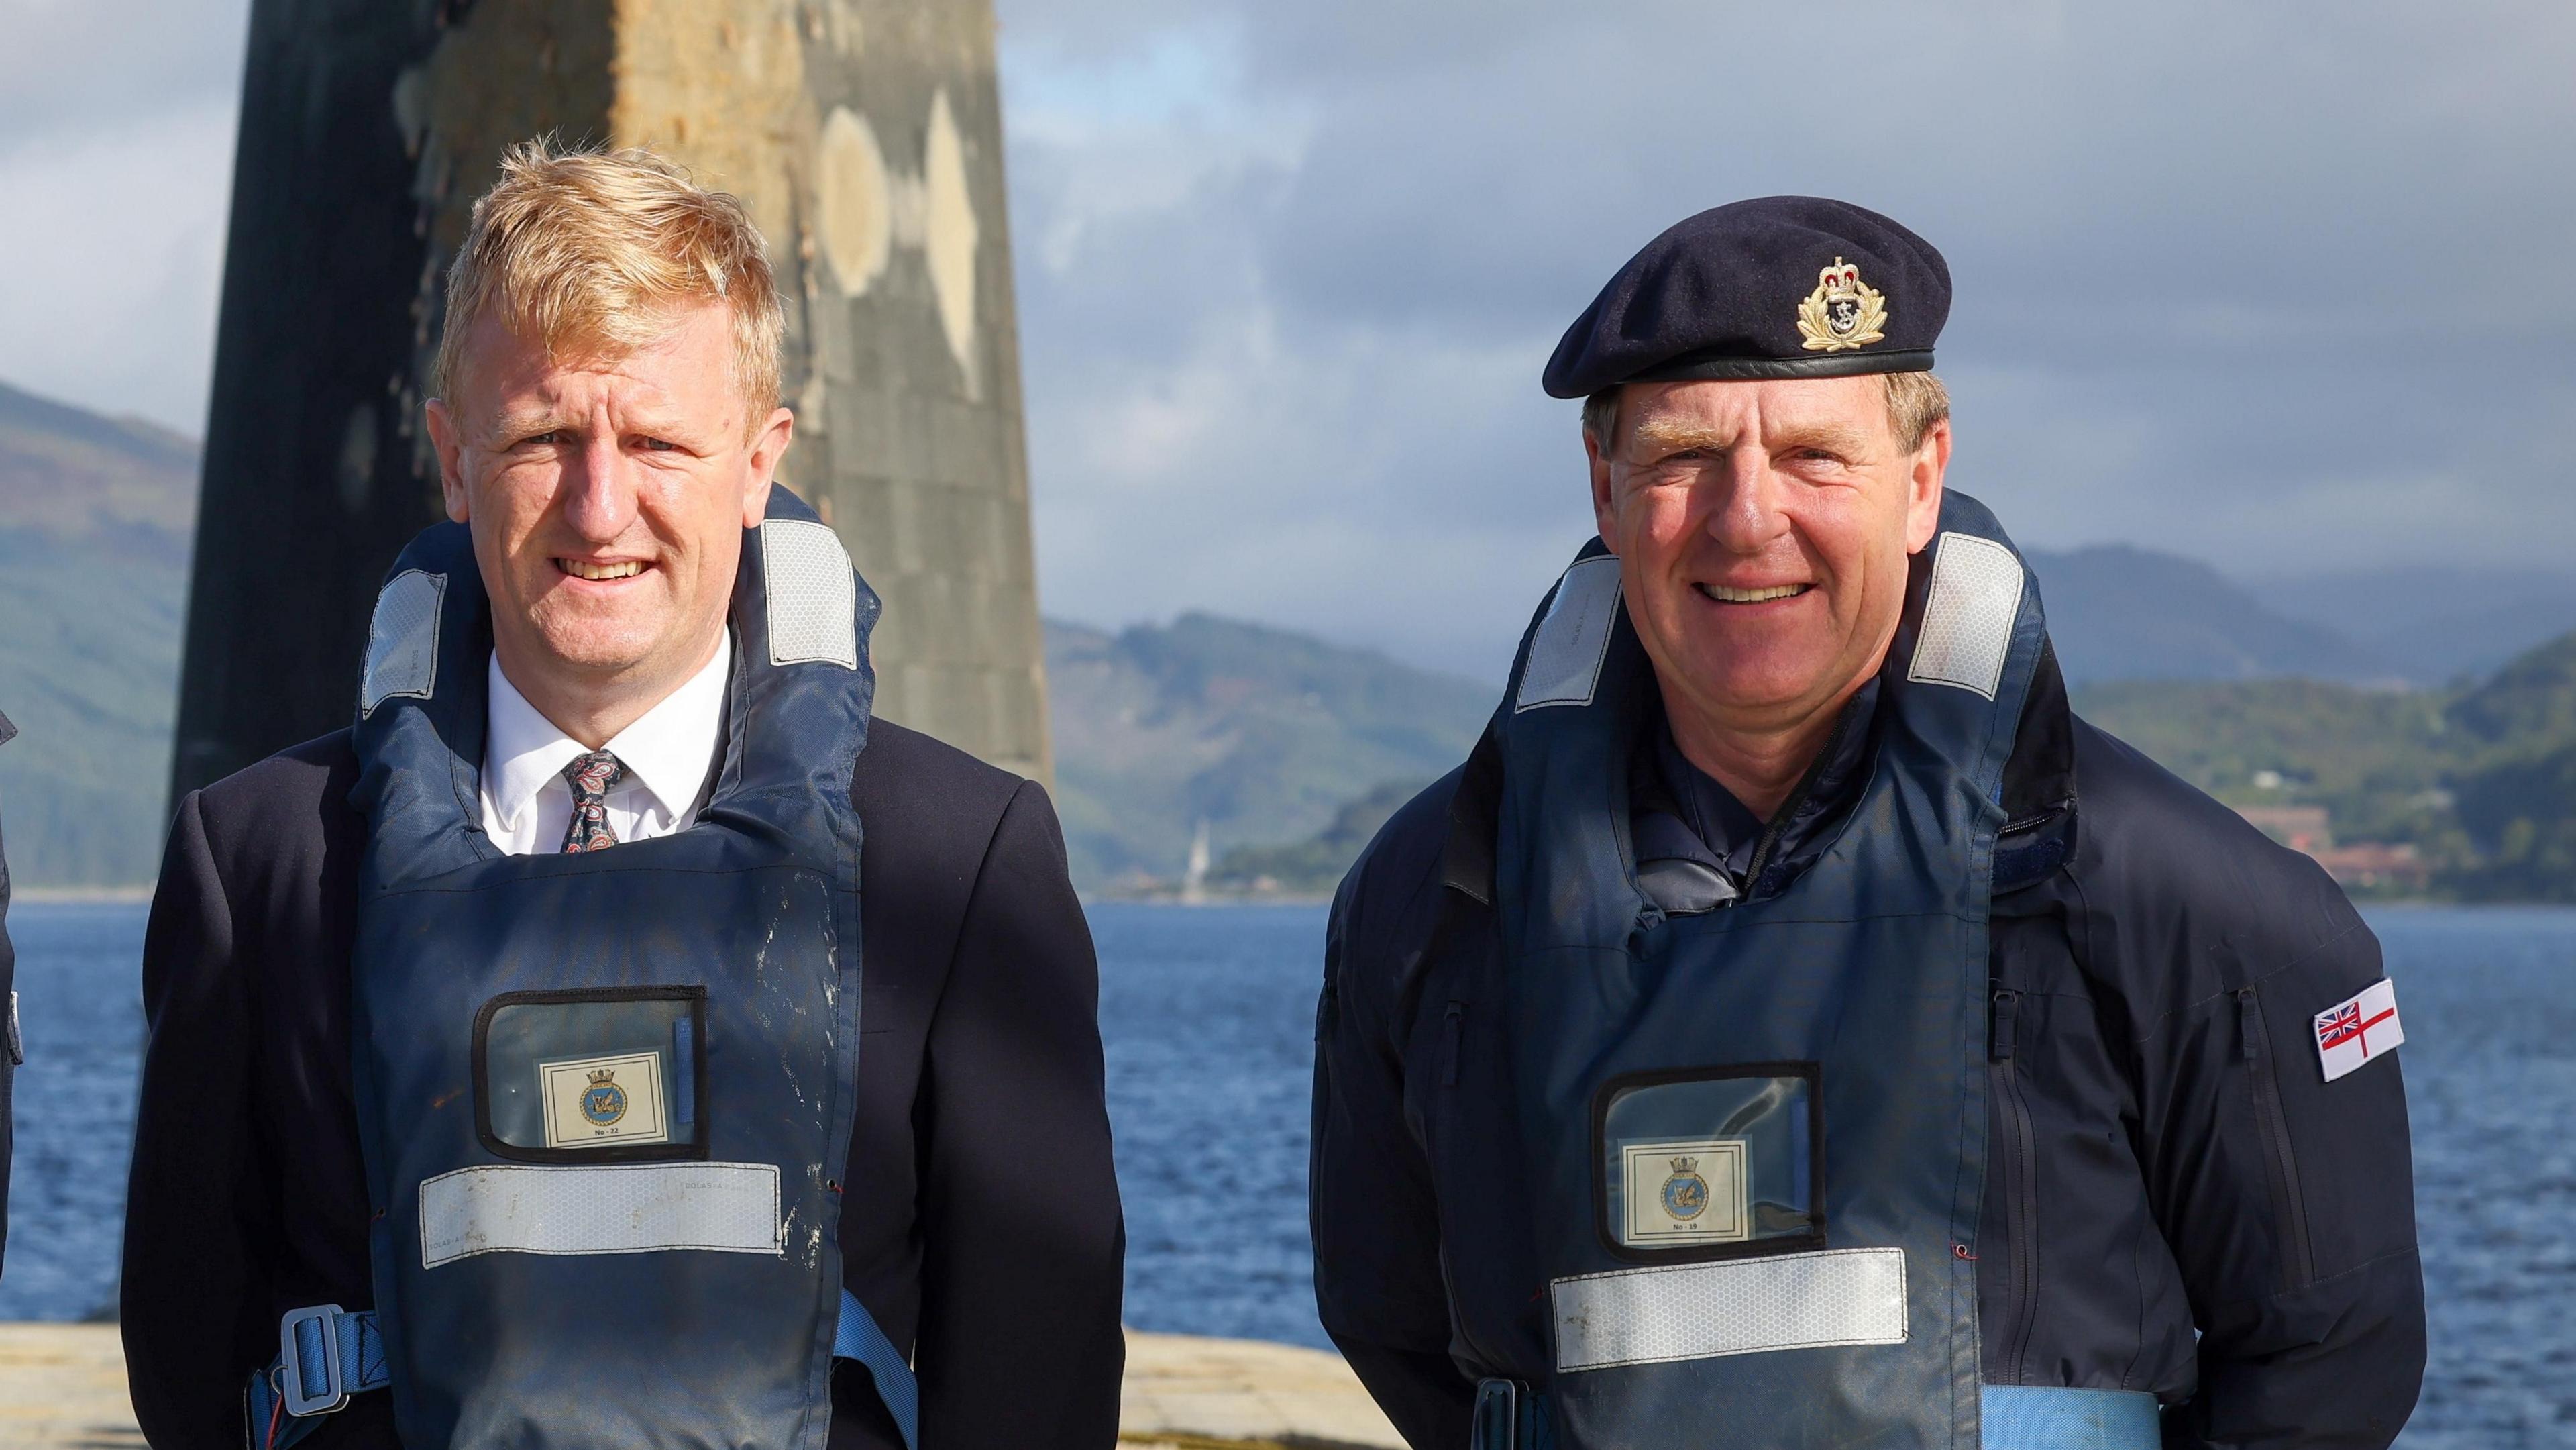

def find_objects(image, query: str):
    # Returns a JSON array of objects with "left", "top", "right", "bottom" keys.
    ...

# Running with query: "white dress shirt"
[{"left": 480, "top": 634, "right": 733, "bottom": 855}]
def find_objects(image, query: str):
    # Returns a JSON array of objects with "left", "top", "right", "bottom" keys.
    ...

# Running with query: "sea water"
[{"left": 2, "top": 898, "right": 2568, "bottom": 1446}]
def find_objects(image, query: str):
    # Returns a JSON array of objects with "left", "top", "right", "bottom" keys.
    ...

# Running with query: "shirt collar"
[
  {"left": 484, "top": 632, "right": 733, "bottom": 833},
  {"left": 1653, "top": 717, "right": 1770, "bottom": 874}
]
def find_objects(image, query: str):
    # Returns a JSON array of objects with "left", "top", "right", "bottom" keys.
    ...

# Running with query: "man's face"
[
  {"left": 425, "top": 303, "right": 792, "bottom": 709},
  {"left": 1588, "top": 375, "right": 1948, "bottom": 734}
]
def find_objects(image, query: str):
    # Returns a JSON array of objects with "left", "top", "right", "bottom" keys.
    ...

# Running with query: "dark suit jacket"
[{"left": 121, "top": 719, "right": 1125, "bottom": 1449}]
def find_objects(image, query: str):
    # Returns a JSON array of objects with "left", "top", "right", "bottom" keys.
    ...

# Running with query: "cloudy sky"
[{"left": 5, "top": 1, "right": 2571, "bottom": 676}]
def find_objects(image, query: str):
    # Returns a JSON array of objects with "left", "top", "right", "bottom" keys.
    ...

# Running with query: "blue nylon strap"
[
  {"left": 837, "top": 1288, "right": 920, "bottom": 1450},
  {"left": 244, "top": 1371, "right": 299, "bottom": 1450},
  {"left": 1981, "top": 1384, "right": 2163, "bottom": 1449},
  {"left": 250, "top": 1295, "right": 916, "bottom": 1448},
  {"left": 244, "top": 1307, "right": 390, "bottom": 1449},
  {"left": 1464, "top": 1382, "right": 2155, "bottom": 1449}
]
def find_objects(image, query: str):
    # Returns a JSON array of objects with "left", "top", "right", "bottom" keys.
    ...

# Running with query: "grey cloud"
[
  {"left": 0, "top": 0, "right": 246, "bottom": 431},
  {"left": 998, "top": 0, "right": 2576, "bottom": 674},
  {"left": 2, "top": 1, "right": 2567, "bottom": 677},
  {"left": 0, "top": 0, "right": 246, "bottom": 154}
]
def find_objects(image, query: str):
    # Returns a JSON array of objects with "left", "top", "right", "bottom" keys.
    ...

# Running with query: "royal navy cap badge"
[{"left": 1796, "top": 256, "right": 1889, "bottom": 352}]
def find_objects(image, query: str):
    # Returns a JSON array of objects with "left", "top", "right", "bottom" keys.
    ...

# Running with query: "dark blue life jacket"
[
  {"left": 1479, "top": 491, "right": 2057, "bottom": 1448},
  {"left": 312, "top": 486, "right": 885, "bottom": 1449}
]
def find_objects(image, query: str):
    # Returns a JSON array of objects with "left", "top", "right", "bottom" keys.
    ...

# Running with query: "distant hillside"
[
  {"left": 2072, "top": 678, "right": 2457, "bottom": 848},
  {"left": 2028, "top": 545, "right": 2391, "bottom": 685},
  {"left": 1044, "top": 615, "right": 1490, "bottom": 890},
  {"left": 0, "top": 380, "right": 197, "bottom": 542},
  {"left": 1208, "top": 778, "right": 1428, "bottom": 898},
  {"left": 2032, "top": 546, "right": 2576, "bottom": 688},
  {"left": 2443, "top": 634, "right": 2576, "bottom": 900},
  {"left": 0, "top": 376, "right": 1505, "bottom": 892},
  {"left": 0, "top": 379, "right": 197, "bottom": 887},
  {"left": 1057, "top": 543, "right": 2454, "bottom": 895},
  {"left": 4, "top": 376, "right": 2572, "bottom": 900},
  {"left": 2449, "top": 741, "right": 2576, "bottom": 901},
  {"left": 2076, "top": 627, "right": 2576, "bottom": 900},
  {"left": 2447, "top": 632, "right": 2576, "bottom": 750},
  {"left": 2250, "top": 566, "right": 2576, "bottom": 685},
  {"left": 1185, "top": 624, "right": 2576, "bottom": 905}
]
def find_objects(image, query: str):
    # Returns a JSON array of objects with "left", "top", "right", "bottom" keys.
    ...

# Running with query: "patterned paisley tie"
[{"left": 559, "top": 749, "right": 629, "bottom": 853}]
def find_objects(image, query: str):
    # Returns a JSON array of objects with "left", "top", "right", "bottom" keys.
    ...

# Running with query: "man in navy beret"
[{"left": 1311, "top": 198, "right": 2424, "bottom": 1449}]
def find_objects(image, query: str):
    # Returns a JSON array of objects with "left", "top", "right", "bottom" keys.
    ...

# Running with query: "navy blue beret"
[{"left": 1542, "top": 196, "right": 1949, "bottom": 398}]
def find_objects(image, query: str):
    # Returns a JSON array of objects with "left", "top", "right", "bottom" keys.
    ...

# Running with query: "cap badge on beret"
[{"left": 1795, "top": 257, "right": 1888, "bottom": 354}]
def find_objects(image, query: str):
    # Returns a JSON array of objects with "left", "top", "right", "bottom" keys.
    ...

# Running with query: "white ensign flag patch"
[{"left": 2314, "top": 978, "right": 2404, "bottom": 1082}]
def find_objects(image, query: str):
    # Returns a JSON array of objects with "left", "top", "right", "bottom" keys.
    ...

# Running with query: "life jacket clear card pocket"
[
  {"left": 1594, "top": 1064, "right": 1823, "bottom": 1260},
  {"left": 472, "top": 986, "right": 710, "bottom": 1163}
]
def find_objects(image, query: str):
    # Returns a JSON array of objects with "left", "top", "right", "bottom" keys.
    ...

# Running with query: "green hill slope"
[
  {"left": 1044, "top": 614, "right": 1492, "bottom": 890},
  {"left": 1205, "top": 778, "right": 1428, "bottom": 898},
  {"left": 2070, "top": 678, "right": 2457, "bottom": 844},
  {"left": 2439, "top": 635, "right": 2576, "bottom": 900},
  {"left": 2447, "top": 632, "right": 2576, "bottom": 749},
  {"left": 0, "top": 380, "right": 197, "bottom": 888},
  {"left": 3, "top": 374, "right": 2572, "bottom": 900},
  {"left": 2074, "top": 629, "right": 2576, "bottom": 899}
]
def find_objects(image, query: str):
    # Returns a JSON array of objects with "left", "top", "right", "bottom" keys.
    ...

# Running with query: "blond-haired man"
[{"left": 122, "top": 142, "right": 1124, "bottom": 1450}]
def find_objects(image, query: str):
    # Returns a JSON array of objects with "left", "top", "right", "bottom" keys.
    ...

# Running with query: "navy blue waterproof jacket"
[{"left": 1311, "top": 643, "right": 2426, "bottom": 1449}]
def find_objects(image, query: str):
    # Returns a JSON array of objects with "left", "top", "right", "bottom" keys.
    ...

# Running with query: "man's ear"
[
  {"left": 744, "top": 405, "right": 796, "bottom": 527},
  {"left": 1902, "top": 417, "right": 1951, "bottom": 554},
  {"left": 425, "top": 398, "right": 469, "bottom": 523},
  {"left": 1586, "top": 425, "right": 1618, "bottom": 541}
]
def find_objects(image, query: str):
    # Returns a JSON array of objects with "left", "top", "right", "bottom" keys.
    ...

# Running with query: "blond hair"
[
  {"left": 432, "top": 139, "right": 785, "bottom": 426},
  {"left": 1582, "top": 370, "right": 1952, "bottom": 455}
]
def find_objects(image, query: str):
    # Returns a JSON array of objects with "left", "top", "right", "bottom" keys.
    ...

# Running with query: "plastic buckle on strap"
[
  {"left": 1472, "top": 1378, "right": 1540, "bottom": 1450},
  {"left": 277, "top": 1304, "right": 352, "bottom": 1418}
]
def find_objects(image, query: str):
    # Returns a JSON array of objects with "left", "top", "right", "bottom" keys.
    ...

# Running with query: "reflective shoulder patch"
[
  {"left": 2314, "top": 977, "right": 2403, "bottom": 1083},
  {"left": 360, "top": 570, "right": 446, "bottom": 717},
  {"left": 1906, "top": 532, "right": 2024, "bottom": 699},
  {"left": 1549, "top": 1245, "right": 1906, "bottom": 1372},
  {"left": 761, "top": 519, "right": 860, "bottom": 670},
  {"left": 418, "top": 1161, "right": 783, "bottom": 1267},
  {"left": 1516, "top": 556, "right": 1623, "bottom": 712}
]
